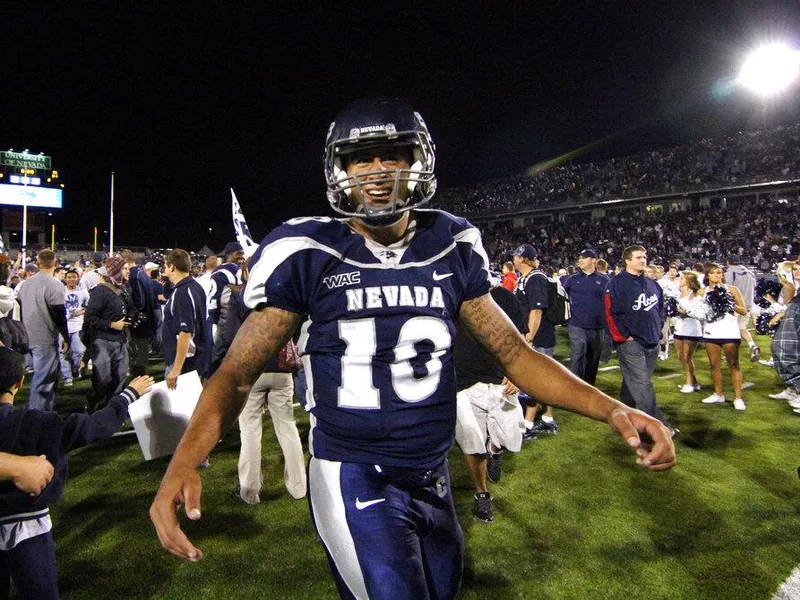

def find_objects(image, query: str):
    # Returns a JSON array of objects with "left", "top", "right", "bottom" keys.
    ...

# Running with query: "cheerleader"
[
  {"left": 674, "top": 272, "right": 704, "bottom": 393},
  {"left": 700, "top": 263, "right": 748, "bottom": 410},
  {"left": 658, "top": 264, "right": 681, "bottom": 360}
]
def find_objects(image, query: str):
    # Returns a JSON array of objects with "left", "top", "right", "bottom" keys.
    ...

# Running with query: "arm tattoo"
[
  {"left": 460, "top": 294, "right": 527, "bottom": 366},
  {"left": 222, "top": 307, "right": 303, "bottom": 385}
]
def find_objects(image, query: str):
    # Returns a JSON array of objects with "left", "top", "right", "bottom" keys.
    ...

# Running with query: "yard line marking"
[
  {"left": 772, "top": 564, "right": 800, "bottom": 600},
  {"left": 111, "top": 430, "right": 137, "bottom": 438},
  {"left": 598, "top": 366, "right": 620, "bottom": 372},
  {"left": 658, "top": 373, "right": 683, "bottom": 380}
]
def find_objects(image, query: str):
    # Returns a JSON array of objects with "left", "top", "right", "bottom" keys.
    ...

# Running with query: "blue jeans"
[
  {"left": 59, "top": 332, "right": 85, "bottom": 381},
  {"left": 28, "top": 344, "right": 60, "bottom": 411},
  {"left": 615, "top": 339, "right": 669, "bottom": 425},
  {"left": 568, "top": 325, "right": 603, "bottom": 385},
  {"left": 90, "top": 338, "right": 129, "bottom": 407},
  {"left": 0, "top": 531, "right": 58, "bottom": 600},
  {"left": 152, "top": 307, "right": 163, "bottom": 353}
]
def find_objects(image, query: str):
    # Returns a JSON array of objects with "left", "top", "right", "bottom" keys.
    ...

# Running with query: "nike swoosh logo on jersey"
[
  {"left": 355, "top": 497, "right": 386, "bottom": 510},
  {"left": 432, "top": 271, "right": 453, "bottom": 281}
]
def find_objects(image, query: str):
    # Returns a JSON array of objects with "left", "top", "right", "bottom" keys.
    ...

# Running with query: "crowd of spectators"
[
  {"left": 437, "top": 123, "right": 800, "bottom": 217},
  {"left": 478, "top": 195, "right": 800, "bottom": 272}
]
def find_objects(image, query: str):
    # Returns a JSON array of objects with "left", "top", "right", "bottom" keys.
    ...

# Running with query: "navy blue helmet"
[{"left": 324, "top": 97, "right": 437, "bottom": 221}]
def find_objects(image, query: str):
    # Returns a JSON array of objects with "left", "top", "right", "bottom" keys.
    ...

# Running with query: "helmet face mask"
[{"left": 324, "top": 98, "right": 437, "bottom": 223}]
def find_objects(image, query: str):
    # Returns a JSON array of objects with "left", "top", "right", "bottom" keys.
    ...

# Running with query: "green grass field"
[{"left": 17, "top": 330, "right": 800, "bottom": 599}]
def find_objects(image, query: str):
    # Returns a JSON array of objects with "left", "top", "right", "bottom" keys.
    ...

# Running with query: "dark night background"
[{"left": 3, "top": 2, "right": 800, "bottom": 251}]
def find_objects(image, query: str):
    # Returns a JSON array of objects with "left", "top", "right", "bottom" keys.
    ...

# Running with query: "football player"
[{"left": 150, "top": 98, "right": 676, "bottom": 599}]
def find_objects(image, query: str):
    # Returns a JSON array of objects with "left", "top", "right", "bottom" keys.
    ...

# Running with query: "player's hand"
[
  {"left": 607, "top": 407, "right": 676, "bottom": 471},
  {"left": 128, "top": 375, "right": 155, "bottom": 396},
  {"left": 502, "top": 377, "right": 519, "bottom": 395},
  {"left": 60, "top": 339, "right": 70, "bottom": 354},
  {"left": 150, "top": 464, "right": 204, "bottom": 562},
  {"left": 14, "top": 455, "right": 54, "bottom": 496},
  {"left": 166, "top": 368, "right": 180, "bottom": 390},
  {"left": 111, "top": 319, "right": 128, "bottom": 331}
]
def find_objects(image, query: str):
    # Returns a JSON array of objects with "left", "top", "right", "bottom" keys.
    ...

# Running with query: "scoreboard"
[{"left": 0, "top": 150, "right": 63, "bottom": 208}]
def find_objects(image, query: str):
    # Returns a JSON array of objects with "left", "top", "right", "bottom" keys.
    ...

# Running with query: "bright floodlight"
[{"left": 739, "top": 43, "right": 800, "bottom": 96}]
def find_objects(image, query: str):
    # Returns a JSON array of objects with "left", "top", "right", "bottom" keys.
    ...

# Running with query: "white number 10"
[{"left": 337, "top": 316, "right": 451, "bottom": 409}]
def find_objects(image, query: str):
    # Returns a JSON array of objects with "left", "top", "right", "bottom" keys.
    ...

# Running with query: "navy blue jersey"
[
  {"left": 514, "top": 270, "right": 556, "bottom": 348},
  {"left": 162, "top": 276, "right": 210, "bottom": 371},
  {"left": 244, "top": 210, "right": 491, "bottom": 468},
  {"left": 208, "top": 262, "right": 242, "bottom": 324}
]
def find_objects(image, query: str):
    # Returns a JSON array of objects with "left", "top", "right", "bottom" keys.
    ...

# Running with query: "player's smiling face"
[{"left": 344, "top": 144, "right": 412, "bottom": 213}]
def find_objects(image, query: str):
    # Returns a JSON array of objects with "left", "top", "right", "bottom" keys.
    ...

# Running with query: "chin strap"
[{"left": 362, "top": 213, "right": 405, "bottom": 228}]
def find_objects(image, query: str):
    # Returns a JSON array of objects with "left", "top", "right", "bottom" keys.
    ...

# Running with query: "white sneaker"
[
  {"left": 733, "top": 398, "right": 746, "bottom": 411},
  {"left": 758, "top": 358, "right": 774, "bottom": 367},
  {"left": 679, "top": 384, "right": 695, "bottom": 393},
  {"left": 701, "top": 393, "right": 726, "bottom": 404},
  {"left": 769, "top": 388, "right": 798, "bottom": 401},
  {"left": 693, "top": 383, "right": 702, "bottom": 391},
  {"left": 749, "top": 345, "right": 761, "bottom": 362},
  {"left": 788, "top": 399, "right": 800, "bottom": 409},
  {"left": 658, "top": 351, "right": 668, "bottom": 361}
]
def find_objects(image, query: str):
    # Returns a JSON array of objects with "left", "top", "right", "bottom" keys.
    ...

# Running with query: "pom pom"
[
  {"left": 664, "top": 296, "right": 678, "bottom": 318},
  {"left": 677, "top": 297, "right": 713, "bottom": 321},
  {"left": 705, "top": 286, "right": 736, "bottom": 323},
  {"left": 755, "top": 312, "right": 778, "bottom": 336},
  {"left": 755, "top": 279, "right": 783, "bottom": 309},
  {"left": 754, "top": 303, "right": 786, "bottom": 336}
]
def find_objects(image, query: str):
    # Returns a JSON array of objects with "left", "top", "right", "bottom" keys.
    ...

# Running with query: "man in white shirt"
[
  {"left": 195, "top": 255, "right": 221, "bottom": 311},
  {"left": 79, "top": 252, "right": 107, "bottom": 294},
  {"left": 59, "top": 270, "right": 90, "bottom": 385}
]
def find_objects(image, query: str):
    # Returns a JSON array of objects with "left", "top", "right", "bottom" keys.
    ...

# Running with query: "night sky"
[{"left": 4, "top": 2, "right": 800, "bottom": 251}]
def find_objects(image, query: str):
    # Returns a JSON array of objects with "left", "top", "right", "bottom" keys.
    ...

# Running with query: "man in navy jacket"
[
  {"left": 563, "top": 249, "right": 609, "bottom": 385},
  {"left": 604, "top": 245, "right": 672, "bottom": 429}
]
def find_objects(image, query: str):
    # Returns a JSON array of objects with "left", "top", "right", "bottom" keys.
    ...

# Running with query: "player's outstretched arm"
[
  {"left": 150, "top": 306, "right": 303, "bottom": 561},
  {"left": 459, "top": 293, "right": 676, "bottom": 471}
]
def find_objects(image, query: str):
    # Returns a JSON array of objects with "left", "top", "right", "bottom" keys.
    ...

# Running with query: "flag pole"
[
  {"left": 21, "top": 204, "right": 27, "bottom": 269},
  {"left": 109, "top": 172, "right": 115, "bottom": 254}
]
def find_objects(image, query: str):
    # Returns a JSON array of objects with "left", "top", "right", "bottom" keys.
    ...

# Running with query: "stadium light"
[{"left": 738, "top": 43, "right": 800, "bottom": 96}]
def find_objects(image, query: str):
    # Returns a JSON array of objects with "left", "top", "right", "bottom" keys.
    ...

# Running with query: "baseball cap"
[
  {"left": 24, "top": 263, "right": 39, "bottom": 275},
  {"left": 512, "top": 244, "right": 537, "bottom": 260},
  {"left": 578, "top": 249, "right": 597, "bottom": 259},
  {"left": 143, "top": 261, "right": 159, "bottom": 272},
  {"left": 222, "top": 241, "right": 243, "bottom": 257},
  {"left": 92, "top": 251, "right": 107, "bottom": 263}
]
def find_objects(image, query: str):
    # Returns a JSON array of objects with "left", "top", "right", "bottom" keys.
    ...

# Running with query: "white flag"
[{"left": 231, "top": 189, "right": 259, "bottom": 259}]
